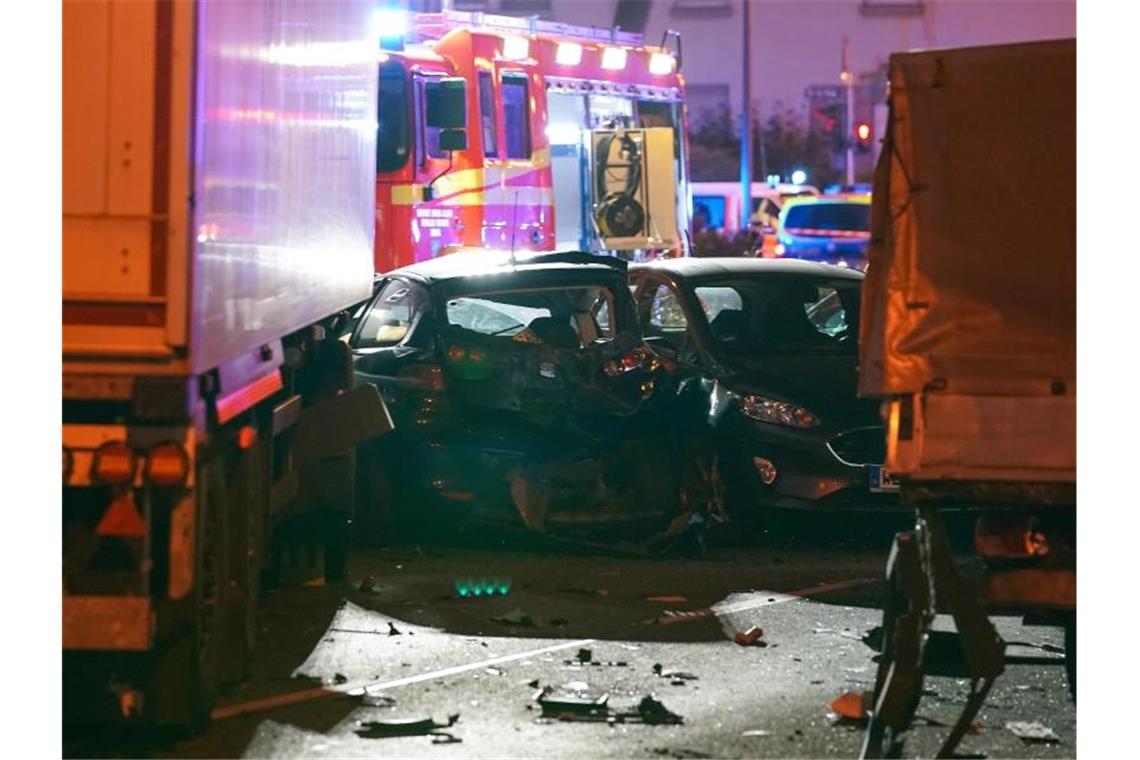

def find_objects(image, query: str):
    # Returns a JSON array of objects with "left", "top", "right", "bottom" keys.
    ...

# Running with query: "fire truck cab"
[{"left": 373, "top": 9, "right": 691, "bottom": 272}]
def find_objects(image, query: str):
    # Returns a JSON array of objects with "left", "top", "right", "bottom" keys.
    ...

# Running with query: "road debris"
[
  {"left": 741, "top": 729, "right": 772, "bottom": 738},
  {"left": 646, "top": 595, "right": 689, "bottom": 604},
  {"left": 332, "top": 673, "right": 348, "bottom": 685},
  {"left": 811, "top": 627, "right": 864, "bottom": 642},
  {"left": 484, "top": 667, "right": 504, "bottom": 677},
  {"left": 354, "top": 713, "right": 460, "bottom": 739},
  {"left": 535, "top": 689, "right": 611, "bottom": 721},
  {"left": 491, "top": 608, "right": 535, "bottom": 627},
  {"left": 533, "top": 688, "right": 683, "bottom": 725},
  {"left": 827, "top": 691, "right": 870, "bottom": 725},
  {"left": 388, "top": 622, "right": 402, "bottom": 636},
  {"left": 652, "top": 663, "right": 699, "bottom": 682},
  {"left": 357, "top": 685, "right": 398, "bottom": 708},
  {"left": 734, "top": 627, "right": 767, "bottom": 647},
  {"left": 1006, "top": 721, "right": 1060, "bottom": 744},
  {"left": 358, "top": 576, "right": 379, "bottom": 593}
]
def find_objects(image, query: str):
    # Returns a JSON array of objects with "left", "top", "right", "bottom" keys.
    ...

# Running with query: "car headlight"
[{"left": 741, "top": 395, "right": 820, "bottom": 428}]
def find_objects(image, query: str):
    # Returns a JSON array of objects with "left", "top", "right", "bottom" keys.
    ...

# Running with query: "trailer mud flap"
[{"left": 293, "top": 384, "right": 393, "bottom": 468}]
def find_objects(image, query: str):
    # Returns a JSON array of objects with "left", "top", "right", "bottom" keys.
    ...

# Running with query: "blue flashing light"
[{"left": 372, "top": 8, "right": 407, "bottom": 51}]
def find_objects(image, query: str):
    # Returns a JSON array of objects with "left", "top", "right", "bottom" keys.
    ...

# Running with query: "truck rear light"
[
  {"left": 63, "top": 447, "right": 73, "bottom": 483},
  {"left": 91, "top": 441, "right": 137, "bottom": 485},
  {"left": 145, "top": 442, "right": 190, "bottom": 487}
]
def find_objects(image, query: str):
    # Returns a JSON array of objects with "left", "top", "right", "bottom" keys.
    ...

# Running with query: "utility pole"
[
  {"left": 739, "top": 0, "right": 753, "bottom": 231},
  {"left": 841, "top": 36, "right": 854, "bottom": 186}
]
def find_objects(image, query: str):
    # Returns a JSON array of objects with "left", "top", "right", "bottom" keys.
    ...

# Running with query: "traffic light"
[
  {"left": 854, "top": 121, "right": 873, "bottom": 154},
  {"left": 814, "top": 103, "right": 846, "bottom": 153}
]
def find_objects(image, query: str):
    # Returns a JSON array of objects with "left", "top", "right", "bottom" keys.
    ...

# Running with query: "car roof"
[
  {"left": 782, "top": 195, "right": 871, "bottom": 210},
  {"left": 630, "top": 257, "right": 864, "bottom": 281},
  {"left": 384, "top": 249, "right": 627, "bottom": 286}
]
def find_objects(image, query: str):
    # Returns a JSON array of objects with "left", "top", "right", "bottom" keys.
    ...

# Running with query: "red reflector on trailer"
[
  {"left": 216, "top": 370, "right": 283, "bottom": 424},
  {"left": 96, "top": 491, "right": 147, "bottom": 537},
  {"left": 237, "top": 426, "right": 258, "bottom": 450}
]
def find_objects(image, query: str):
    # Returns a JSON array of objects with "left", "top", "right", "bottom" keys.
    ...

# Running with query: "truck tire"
[{"left": 355, "top": 440, "right": 400, "bottom": 545}]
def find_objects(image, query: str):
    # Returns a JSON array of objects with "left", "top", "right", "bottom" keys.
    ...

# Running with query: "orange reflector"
[
  {"left": 96, "top": 491, "right": 147, "bottom": 538},
  {"left": 91, "top": 442, "right": 137, "bottom": 485},
  {"left": 237, "top": 426, "right": 258, "bottom": 450},
  {"left": 145, "top": 442, "right": 190, "bottom": 486}
]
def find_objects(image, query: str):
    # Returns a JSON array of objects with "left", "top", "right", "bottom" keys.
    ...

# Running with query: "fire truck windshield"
[{"left": 378, "top": 61, "right": 410, "bottom": 173}]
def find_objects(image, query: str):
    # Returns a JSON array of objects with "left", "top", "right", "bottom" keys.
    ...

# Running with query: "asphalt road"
[{"left": 129, "top": 513, "right": 1076, "bottom": 760}]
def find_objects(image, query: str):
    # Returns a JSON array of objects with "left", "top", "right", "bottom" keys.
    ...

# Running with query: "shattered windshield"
[
  {"left": 694, "top": 276, "right": 861, "bottom": 355},
  {"left": 445, "top": 285, "right": 620, "bottom": 350}
]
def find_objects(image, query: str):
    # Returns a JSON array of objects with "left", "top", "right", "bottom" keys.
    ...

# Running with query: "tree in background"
[{"left": 686, "top": 101, "right": 841, "bottom": 188}]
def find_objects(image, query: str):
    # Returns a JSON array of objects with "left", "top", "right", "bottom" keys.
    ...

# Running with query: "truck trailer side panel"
[
  {"left": 860, "top": 39, "right": 1075, "bottom": 398},
  {"left": 859, "top": 40, "right": 1076, "bottom": 483},
  {"left": 63, "top": 0, "right": 377, "bottom": 372},
  {"left": 191, "top": 0, "right": 376, "bottom": 374}
]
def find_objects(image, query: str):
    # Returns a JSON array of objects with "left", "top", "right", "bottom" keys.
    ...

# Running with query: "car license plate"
[{"left": 868, "top": 466, "right": 900, "bottom": 493}]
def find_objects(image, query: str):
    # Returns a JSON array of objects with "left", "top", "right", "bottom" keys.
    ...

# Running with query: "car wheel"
[{"left": 677, "top": 444, "right": 762, "bottom": 546}]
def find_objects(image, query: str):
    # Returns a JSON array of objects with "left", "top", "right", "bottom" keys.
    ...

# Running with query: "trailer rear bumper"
[{"left": 63, "top": 595, "right": 154, "bottom": 651}]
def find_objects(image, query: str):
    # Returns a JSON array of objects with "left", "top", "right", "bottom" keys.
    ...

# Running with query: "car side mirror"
[
  {"left": 439, "top": 129, "right": 467, "bottom": 152},
  {"left": 425, "top": 78, "right": 467, "bottom": 130}
]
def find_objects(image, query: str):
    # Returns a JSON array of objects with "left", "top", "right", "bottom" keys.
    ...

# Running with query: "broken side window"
[{"left": 356, "top": 279, "right": 429, "bottom": 348}]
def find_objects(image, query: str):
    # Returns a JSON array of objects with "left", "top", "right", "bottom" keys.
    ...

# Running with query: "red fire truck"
[{"left": 372, "top": 9, "right": 692, "bottom": 272}]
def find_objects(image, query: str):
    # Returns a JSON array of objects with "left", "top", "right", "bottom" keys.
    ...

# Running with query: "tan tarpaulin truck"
[{"left": 857, "top": 40, "right": 1075, "bottom": 758}]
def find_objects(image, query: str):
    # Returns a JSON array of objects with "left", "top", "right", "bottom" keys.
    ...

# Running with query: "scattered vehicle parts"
[
  {"left": 533, "top": 688, "right": 683, "bottom": 726},
  {"left": 829, "top": 691, "right": 869, "bottom": 722},
  {"left": 491, "top": 608, "right": 535, "bottom": 627},
  {"left": 734, "top": 627, "right": 767, "bottom": 647},
  {"left": 646, "top": 595, "right": 689, "bottom": 604},
  {"left": 652, "top": 664, "right": 698, "bottom": 681},
  {"left": 1005, "top": 721, "right": 1060, "bottom": 744},
  {"left": 354, "top": 713, "right": 460, "bottom": 739}
]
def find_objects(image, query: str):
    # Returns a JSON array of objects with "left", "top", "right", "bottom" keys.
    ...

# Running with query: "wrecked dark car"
[
  {"left": 629, "top": 258, "right": 903, "bottom": 537},
  {"left": 352, "top": 250, "right": 687, "bottom": 538}
]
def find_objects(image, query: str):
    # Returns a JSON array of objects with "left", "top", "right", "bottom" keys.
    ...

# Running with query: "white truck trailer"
[
  {"left": 857, "top": 39, "right": 1076, "bottom": 758},
  {"left": 63, "top": 0, "right": 391, "bottom": 728}
]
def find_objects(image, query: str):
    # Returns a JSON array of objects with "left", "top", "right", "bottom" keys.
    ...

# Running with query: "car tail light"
[
  {"left": 145, "top": 442, "right": 190, "bottom": 487},
  {"left": 398, "top": 364, "right": 445, "bottom": 392},
  {"left": 91, "top": 441, "right": 137, "bottom": 485},
  {"left": 753, "top": 456, "right": 778, "bottom": 485},
  {"left": 603, "top": 345, "right": 659, "bottom": 377},
  {"left": 446, "top": 345, "right": 488, "bottom": 365}
]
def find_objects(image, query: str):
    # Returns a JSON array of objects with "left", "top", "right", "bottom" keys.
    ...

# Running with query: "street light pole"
[
  {"left": 740, "top": 0, "right": 753, "bottom": 231},
  {"left": 842, "top": 36, "right": 854, "bottom": 186}
]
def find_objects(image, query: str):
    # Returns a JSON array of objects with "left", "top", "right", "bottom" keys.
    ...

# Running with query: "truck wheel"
[{"left": 355, "top": 441, "right": 399, "bottom": 545}]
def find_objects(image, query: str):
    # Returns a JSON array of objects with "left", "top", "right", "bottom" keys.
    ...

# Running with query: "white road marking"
[{"left": 213, "top": 637, "right": 596, "bottom": 721}]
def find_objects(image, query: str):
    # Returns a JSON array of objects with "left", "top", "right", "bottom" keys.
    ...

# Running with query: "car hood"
[{"left": 718, "top": 352, "right": 879, "bottom": 429}]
